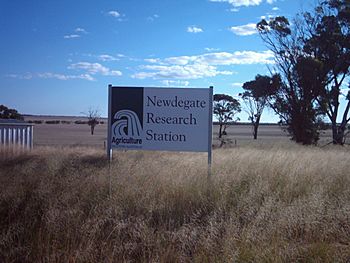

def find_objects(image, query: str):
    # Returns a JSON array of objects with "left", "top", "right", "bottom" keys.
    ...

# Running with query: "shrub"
[
  {"left": 45, "top": 120, "right": 60, "bottom": 124},
  {"left": 27, "top": 120, "right": 43, "bottom": 124},
  {"left": 75, "top": 120, "right": 88, "bottom": 124},
  {"left": 61, "top": 120, "right": 71, "bottom": 124}
]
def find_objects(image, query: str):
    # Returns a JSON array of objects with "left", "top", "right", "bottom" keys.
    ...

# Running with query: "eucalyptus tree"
[
  {"left": 257, "top": 0, "right": 350, "bottom": 145},
  {"left": 213, "top": 94, "right": 241, "bottom": 138},
  {"left": 302, "top": 0, "right": 350, "bottom": 144},
  {"left": 239, "top": 74, "right": 280, "bottom": 139},
  {"left": 257, "top": 17, "right": 323, "bottom": 144}
]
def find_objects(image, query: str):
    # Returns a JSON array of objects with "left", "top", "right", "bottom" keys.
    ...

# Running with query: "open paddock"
[
  {"left": 23, "top": 116, "right": 336, "bottom": 147},
  {"left": 0, "top": 116, "right": 346, "bottom": 262}
]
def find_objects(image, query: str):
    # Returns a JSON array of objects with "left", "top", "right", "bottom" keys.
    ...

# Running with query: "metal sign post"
[
  {"left": 107, "top": 84, "right": 113, "bottom": 161},
  {"left": 107, "top": 84, "right": 113, "bottom": 196},
  {"left": 208, "top": 86, "right": 213, "bottom": 179}
]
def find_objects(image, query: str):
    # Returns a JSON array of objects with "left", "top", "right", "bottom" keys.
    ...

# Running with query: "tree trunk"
[
  {"left": 253, "top": 124, "right": 258, "bottom": 140},
  {"left": 223, "top": 123, "right": 228, "bottom": 135},
  {"left": 253, "top": 115, "right": 261, "bottom": 140},
  {"left": 218, "top": 124, "right": 223, "bottom": 138},
  {"left": 91, "top": 125, "right": 95, "bottom": 135},
  {"left": 332, "top": 122, "right": 345, "bottom": 145},
  {"left": 332, "top": 122, "right": 337, "bottom": 144}
]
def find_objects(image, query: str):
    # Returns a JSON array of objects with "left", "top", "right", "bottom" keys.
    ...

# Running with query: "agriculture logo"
[{"left": 111, "top": 109, "right": 143, "bottom": 146}]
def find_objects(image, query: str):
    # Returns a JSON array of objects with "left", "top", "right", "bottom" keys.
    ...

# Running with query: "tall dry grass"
[{"left": 0, "top": 143, "right": 350, "bottom": 262}]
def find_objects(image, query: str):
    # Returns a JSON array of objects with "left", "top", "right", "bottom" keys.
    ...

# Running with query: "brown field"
[
  {"left": 23, "top": 115, "right": 336, "bottom": 147},
  {"left": 0, "top": 116, "right": 349, "bottom": 262}
]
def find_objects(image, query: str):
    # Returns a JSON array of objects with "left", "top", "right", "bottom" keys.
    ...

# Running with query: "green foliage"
[
  {"left": 257, "top": 14, "right": 327, "bottom": 145},
  {"left": 240, "top": 74, "right": 280, "bottom": 139},
  {"left": 242, "top": 74, "right": 280, "bottom": 99},
  {"left": 213, "top": 94, "right": 241, "bottom": 138},
  {"left": 302, "top": 0, "right": 350, "bottom": 144},
  {"left": 0, "top": 104, "right": 23, "bottom": 120},
  {"left": 61, "top": 120, "right": 71, "bottom": 124},
  {"left": 257, "top": 16, "right": 291, "bottom": 36},
  {"left": 75, "top": 120, "right": 88, "bottom": 124},
  {"left": 45, "top": 120, "right": 60, "bottom": 124},
  {"left": 27, "top": 120, "right": 43, "bottom": 124}
]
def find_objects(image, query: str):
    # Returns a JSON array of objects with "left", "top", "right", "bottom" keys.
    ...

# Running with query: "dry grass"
[{"left": 0, "top": 143, "right": 350, "bottom": 262}]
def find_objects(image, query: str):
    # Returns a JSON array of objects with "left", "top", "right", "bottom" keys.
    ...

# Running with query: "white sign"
[{"left": 107, "top": 86, "right": 213, "bottom": 152}]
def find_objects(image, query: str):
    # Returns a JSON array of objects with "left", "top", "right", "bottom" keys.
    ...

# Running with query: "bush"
[
  {"left": 0, "top": 104, "right": 23, "bottom": 120},
  {"left": 27, "top": 120, "right": 43, "bottom": 124},
  {"left": 75, "top": 120, "right": 88, "bottom": 124},
  {"left": 61, "top": 120, "right": 71, "bottom": 124},
  {"left": 45, "top": 120, "right": 60, "bottom": 124}
]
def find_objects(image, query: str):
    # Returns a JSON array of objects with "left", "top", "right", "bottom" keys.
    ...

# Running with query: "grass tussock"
[{"left": 0, "top": 144, "right": 350, "bottom": 262}]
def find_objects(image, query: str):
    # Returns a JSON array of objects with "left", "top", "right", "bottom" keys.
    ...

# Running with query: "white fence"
[{"left": 0, "top": 121, "right": 33, "bottom": 149}]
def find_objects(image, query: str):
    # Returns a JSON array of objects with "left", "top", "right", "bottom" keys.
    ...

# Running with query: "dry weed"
[{"left": 0, "top": 144, "right": 349, "bottom": 262}]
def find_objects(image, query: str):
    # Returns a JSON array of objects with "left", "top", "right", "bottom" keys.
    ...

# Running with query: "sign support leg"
[
  {"left": 208, "top": 86, "right": 213, "bottom": 180},
  {"left": 107, "top": 84, "right": 113, "bottom": 196},
  {"left": 208, "top": 149, "right": 212, "bottom": 179},
  {"left": 108, "top": 149, "right": 113, "bottom": 196}
]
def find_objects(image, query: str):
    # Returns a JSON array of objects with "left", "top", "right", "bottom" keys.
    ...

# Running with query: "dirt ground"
[{"left": 24, "top": 115, "right": 335, "bottom": 148}]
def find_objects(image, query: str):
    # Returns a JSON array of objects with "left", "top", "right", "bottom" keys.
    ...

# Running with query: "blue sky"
[{"left": 1, "top": 0, "right": 314, "bottom": 121}]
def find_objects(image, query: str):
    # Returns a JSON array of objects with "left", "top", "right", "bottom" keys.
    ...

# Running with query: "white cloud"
[
  {"left": 116, "top": 53, "right": 125, "bottom": 58},
  {"left": 98, "top": 54, "right": 119, "bottom": 61},
  {"left": 64, "top": 28, "right": 88, "bottom": 39},
  {"left": 144, "top": 58, "right": 161, "bottom": 63},
  {"left": 147, "top": 14, "right": 159, "bottom": 21},
  {"left": 7, "top": 62, "right": 123, "bottom": 81},
  {"left": 232, "top": 82, "right": 244, "bottom": 87},
  {"left": 38, "top": 72, "right": 95, "bottom": 81},
  {"left": 6, "top": 73, "right": 33, "bottom": 80},
  {"left": 229, "top": 23, "right": 257, "bottom": 36},
  {"left": 64, "top": 34, "right": 80, "bottom": 39},
  {"left": 133, "top": 64, "right": 233, "bottom": 80},
  {"left": 229, "top": 8, "right": 240, "bottom": 12},
  {"left": 196, "top": 51, "right": 274, "bottom": 65},
  {"left": 107, "top": 11, "right": 126, "bottom": 21},
  {"left": 187, "top": 26, "right": 203, "bottom": 33},
  {"left": 260, "top": 14, "right": 274, "bottom": 20},
  {"left": 210, "top": 0, "right": 275, "bottom": 7},
  {"left": 108, "top": 10, "right": 120, "bottom": 17},
  {"left": 161, "top": 80, "right": 190, "bottom": 87},
  {"left": 7, "top": 72, "right": 95, "bottom": 81},
  {"left": 132, "top": 50, "right": 273, "bottom": 80},
  {"left": 272, "top": 6, "right": 279, "bottom": 11},
  {"left": 69, "top": 62, "right": 122, "bottom": 76},
  {"left": 209, "top": 0, "right": 263, "bottom": 7},
  {"left": 205, "top": 47, "right": 220, "bottom": 52},
  {"left": 75, "top": 27, "right": 87, "bottom": 34},
  {"left": 165, "top": 56, "right": 193, "bottom": 65}
]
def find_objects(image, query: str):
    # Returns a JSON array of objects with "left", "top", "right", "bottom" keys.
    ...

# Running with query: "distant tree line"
[{"left": 0, "top": 104, "right": 104, "bottom": 136}]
